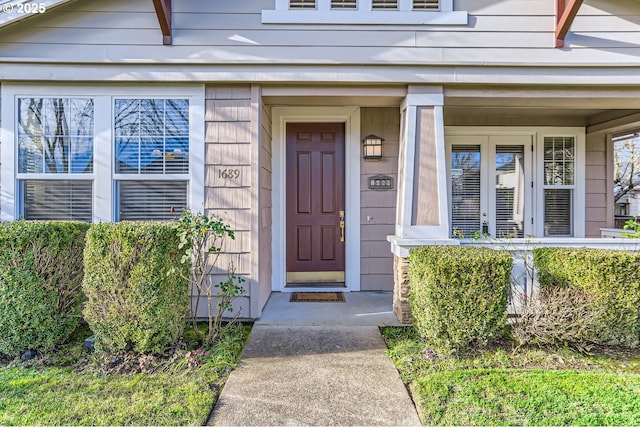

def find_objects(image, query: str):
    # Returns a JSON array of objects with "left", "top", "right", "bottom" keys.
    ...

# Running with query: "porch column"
[{"left": 391, "top": 85, "right": 458, "bottom": 322}]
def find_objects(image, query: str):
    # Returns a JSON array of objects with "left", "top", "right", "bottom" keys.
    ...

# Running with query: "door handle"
[{"left": 339, "top": 210, "right": 345, "bottom": 243}]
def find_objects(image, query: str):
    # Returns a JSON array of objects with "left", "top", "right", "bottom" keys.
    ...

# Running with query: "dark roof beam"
[
  {"left": 152, "top": 0, "right": 172, "bottom": 45},
  {"left": 555, "top": 0, "right": 584, "bottom": 48}
]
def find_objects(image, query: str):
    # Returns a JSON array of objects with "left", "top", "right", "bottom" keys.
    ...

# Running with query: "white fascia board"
[{"left": 0, "top": 0, "right": 76, "bottom": 28}]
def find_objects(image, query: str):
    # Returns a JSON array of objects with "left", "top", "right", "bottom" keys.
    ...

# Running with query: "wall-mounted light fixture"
[{"left": 362, "top": 134, "right": 384, "bottom": 161}]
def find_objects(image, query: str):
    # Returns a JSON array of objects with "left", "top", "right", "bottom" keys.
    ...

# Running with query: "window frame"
[
  {"left": 14, "top": 95, "right": 96, "bottom": 221},
  {"left": 112, "top": 96, "right": 192, "bottom": 221},
  {"left": 536, "top": 132, "right": 585, "bottom": 237},
  {"left": 263, "top": 0, "right": 467, "bottom": 25},
  {"left": 445, "top": 127, "right": 586, "bottom": 239},
  {"left": 1, "top": 84, "right": 205, "bottom": 223}
]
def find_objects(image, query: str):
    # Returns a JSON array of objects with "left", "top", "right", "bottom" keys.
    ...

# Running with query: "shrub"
[
  {"left": 533, "top": 247, "right": 640, "bottom": 348},
  {"left": 83, "top": 222, "right": 189, "bottom": 354},
  {"left": 0, "top": 221, "right": 89, "bottom": 357},
  {"left": 511, "top": 287, "right": 606, "bottom": 352},
  {"left": 409, "top": 245, "right": 512, "bottom": 353},
  {"left": 175, "top": 210, "right": 246, "bottom": 345}
]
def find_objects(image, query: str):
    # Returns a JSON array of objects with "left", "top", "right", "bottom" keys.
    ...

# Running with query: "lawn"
[
  {"left": 382, "top": 326, "right": 640, "bottom": 426},
  {"left": 0, "top": 324, "right": 250, "bottom": 426}
]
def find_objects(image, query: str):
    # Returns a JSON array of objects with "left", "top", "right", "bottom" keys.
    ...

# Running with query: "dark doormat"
[{"left": 289, "top": 292, "right": 346, "bottom": 303}]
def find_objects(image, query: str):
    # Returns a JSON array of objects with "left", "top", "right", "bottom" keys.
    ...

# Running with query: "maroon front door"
[{"left": 286, "top": 123, "right": 346, "bottom": 285}]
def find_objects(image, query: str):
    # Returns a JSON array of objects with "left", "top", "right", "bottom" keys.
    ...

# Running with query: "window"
[
  {"left": 2, "top": 85, "right": 204, "bottom": 223},
  {"left": 290, "top": 0, "right": 316, "bottom": 8},
  {"left": 412, "top": 0, "right": 438, "bottom": 10},
  {"left": 263, "top": 0, "right": 466, "bottom": 25},
  {"left": 543, "top": 136, "right": 575, "bottom": 236},
  {"left": 372, "top": 0, "right": 398, "bottom": 9},
  {"left": 450, "top": 145, "right": 481, "bottom": 236},
  {"left": 331, "top": 0, "right": 357, "bottom": 9},
  {"left": 446, "top": 128, "right": 585, "bottom": 239},
  {"left": 114, "top": 98, "right": 189, "bottom": 221},
  {"left": 17, "top": 97, "right": 94, "bottom": 221}
]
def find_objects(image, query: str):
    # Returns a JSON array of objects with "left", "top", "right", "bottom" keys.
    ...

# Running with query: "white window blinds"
[
  {"left": 450, "top": 145, "right": 481, "bottom": 236},
  {"left": 290, "top": 0, "right": 316, "bottom": 8},
  {"left": 543, "top": 136, "right": 575, "bottom": 236},
  {"left": 331, "top": 0, "right": 357, "bottom": 8},
  {"left": 372, "top": 0, "right": 398, "bottom": 9},
  {"left": 119, "top": 181, "right": 187, "bottom": 221},
  {"left": 23, "top": 180, "right": 93, "bottom": 222},
  {"left": 413, "top": 0, "right": 439, "bottom": 10},
  {"left": 495, "top": 145, "right": 525, "bottom": 238}
]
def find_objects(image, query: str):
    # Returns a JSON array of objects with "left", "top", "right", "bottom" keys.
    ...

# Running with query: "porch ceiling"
[{"left": 444, "top": 86, "right": 640, "bottom": 127}]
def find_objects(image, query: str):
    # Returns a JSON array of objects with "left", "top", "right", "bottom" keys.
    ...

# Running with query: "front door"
[{"left": 286, "top": 123, "right": 346, "bottom": 286}]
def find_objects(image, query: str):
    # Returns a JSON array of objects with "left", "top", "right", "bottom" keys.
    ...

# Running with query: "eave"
[{"left": 0, "top": 0, "right": 76, "bottom": 28}]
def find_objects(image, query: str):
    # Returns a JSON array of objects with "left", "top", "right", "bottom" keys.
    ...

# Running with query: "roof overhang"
[
  {"left": 0, "top": 0, "right": 76, "bottom": 28},
  {"left": 0, "top": 0, "right": 173, "bottom": 45}
]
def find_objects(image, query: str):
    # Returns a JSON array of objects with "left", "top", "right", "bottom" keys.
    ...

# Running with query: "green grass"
[
  {"left": 0, "top": 324, "right": 251, "bottom": 426},
  {"left": 382, "top": 326, "right": 640, "bottom": 426}
]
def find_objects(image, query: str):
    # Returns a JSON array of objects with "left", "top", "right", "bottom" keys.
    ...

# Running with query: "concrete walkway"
[{"left": 207, "top": 292, "right": 421, "bottom": 426}]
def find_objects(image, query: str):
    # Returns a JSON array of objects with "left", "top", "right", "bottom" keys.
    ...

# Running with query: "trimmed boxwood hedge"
[
  {"left": 0, "top": 221, "right": 89, "bottom": 357},
  {"left": 409, "top": 245, "right": 512, "bottom": 353},
  {"left": 82, "top": 222, "right": 189, "bottom": 354},
  {"left": 533, "top": 247, "right": 640, "bottom": 348}
]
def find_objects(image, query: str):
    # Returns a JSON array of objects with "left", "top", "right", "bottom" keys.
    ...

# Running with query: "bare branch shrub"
[{"left": 511, "top": 287, "right": 607, "bottom": 353}]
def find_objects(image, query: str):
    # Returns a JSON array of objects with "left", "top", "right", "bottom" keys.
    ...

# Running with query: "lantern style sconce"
[{"left": 362, "top": 134, "right": 384, "bottom": 161}]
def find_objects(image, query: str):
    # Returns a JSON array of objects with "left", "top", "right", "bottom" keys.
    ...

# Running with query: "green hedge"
[
  {"left": 533, "top": 247, "right": 640, "bottom": 348},
  {"left": 0, "top": 221, "right": 89, "bottom": 357},
  {"left": 409, "top": 245, "right": 512, "bottom": 353},
  {"left": 83, "top": 222, "right": 189, "bottom": 354}
]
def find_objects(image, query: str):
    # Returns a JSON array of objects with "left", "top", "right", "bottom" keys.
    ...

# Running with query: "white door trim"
[{"left": 271, "top": 106, "right": 361, "bottom": 292}]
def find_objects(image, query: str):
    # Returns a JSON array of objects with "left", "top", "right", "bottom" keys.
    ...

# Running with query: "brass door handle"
[{"left": 340, "top": 220, "right": 345, "bottom": 243}]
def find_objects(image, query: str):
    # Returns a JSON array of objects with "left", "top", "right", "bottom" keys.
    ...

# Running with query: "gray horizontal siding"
[{"left": 0, "top": 0, "right": 638, "bottom": 67}]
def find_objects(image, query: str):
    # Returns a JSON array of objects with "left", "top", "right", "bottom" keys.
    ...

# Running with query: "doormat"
[{"left": 289, "top": 292, "right": 346, "bottom": 303}]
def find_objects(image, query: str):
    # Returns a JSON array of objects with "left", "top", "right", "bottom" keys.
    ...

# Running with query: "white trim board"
[{"left": 271, "top": 106, "right": 361, "bottom": 292}]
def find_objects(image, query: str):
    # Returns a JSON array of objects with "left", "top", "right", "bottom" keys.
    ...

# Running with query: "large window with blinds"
[
  {"left": 543, "top": 136, "right": 575, "bottom": 236},
  {"left": 4, "top": 86, "right": 204, "bottom": 223},
  {"left": 114, "top": 98, "right": 189, "bottom": 221},
  {"left": 17, "top": 97, "right": 94, "bottom": 221},
  {"left": 447, "top": 128, "right": 584, "bottom": 239}
]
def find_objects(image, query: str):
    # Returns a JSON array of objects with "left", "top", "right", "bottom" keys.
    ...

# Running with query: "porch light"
[{"left": 362, "top": 135, "right": 384, "bottom": 161}]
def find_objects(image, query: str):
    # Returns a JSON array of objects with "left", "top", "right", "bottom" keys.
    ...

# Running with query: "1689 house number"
[{"left": 218, "top": 168, "right": 241, "bottom": 180}]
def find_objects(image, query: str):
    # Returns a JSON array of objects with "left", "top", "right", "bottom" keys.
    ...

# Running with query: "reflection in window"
[
  {"left": 543, "top": 136, "right": 575, "bottom": 236},
  {"left": 18, "top": 98, "right": 94, "bottom": 174},
  {"left": 114, "top": 99, "right": 189, "bottom": 175},
  {"left": 451, "top": 145, "right": 481, "bottom": 236},
  {"left": 495, "top": 146, "right": 525, "bottom": 238}
]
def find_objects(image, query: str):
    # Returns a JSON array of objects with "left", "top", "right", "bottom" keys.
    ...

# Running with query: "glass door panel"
[
  {"left": 450, "top": 145, "right": 481, "bottom": 236},
  {"left": 495, "top": 145, "right": 525, "bottom": 238}
]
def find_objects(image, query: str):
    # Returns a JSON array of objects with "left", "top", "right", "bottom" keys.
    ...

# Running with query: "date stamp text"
[{"left": 1, "top": 2, "right": 47, "bottom": 14}]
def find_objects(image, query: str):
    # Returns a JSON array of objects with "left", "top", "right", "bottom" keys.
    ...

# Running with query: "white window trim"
[
  {"left": 536, "top": 130, "right": 585, "bottom": 238},
  {"left": 263, "top": 0, "right": 467, "bottom": 25},
  {"left": 271, "top": 106, "right": 361, "bottom": 293},
  {"left": 445, "top": 126, "right": 586, "bottom": 239},
  {"left": 1, "top": 84, "right": 205, "bottom": 223}
]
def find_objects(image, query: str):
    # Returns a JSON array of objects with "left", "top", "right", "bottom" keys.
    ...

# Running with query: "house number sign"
[
  {"left": 218, "top": 168, "right": 241, "bottom": 180},
  {"left": 368, "top": 175, "right": 394, "bottom": 190}
]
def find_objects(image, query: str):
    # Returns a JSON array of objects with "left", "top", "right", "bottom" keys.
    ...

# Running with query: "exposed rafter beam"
[
  {"left": 555, "top": 0, "right": 584, "bottom": 48},
  {"left": 152, "top": 0, "right": 172, "bottom": 45}
]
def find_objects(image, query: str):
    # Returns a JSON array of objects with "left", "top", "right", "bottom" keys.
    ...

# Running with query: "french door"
[{"left": 447, "top": 134, "right": 533, "bottom": 238}]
